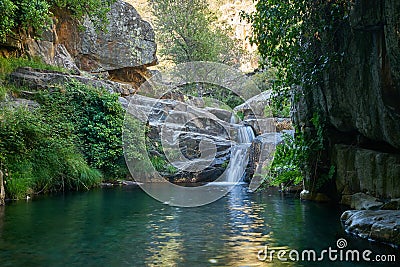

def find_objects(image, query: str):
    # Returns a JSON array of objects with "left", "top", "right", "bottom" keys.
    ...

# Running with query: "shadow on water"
[{"left": 0, "top": 184, "right": 398, "bottom": 266}]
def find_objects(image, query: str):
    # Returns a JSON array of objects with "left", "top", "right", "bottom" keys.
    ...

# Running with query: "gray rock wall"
[
  {"left": 334, "top": 145, "right": 400, "bottom": 199},
  {"left": 297, "top": 0, "right": 400, "bottom": 199}
]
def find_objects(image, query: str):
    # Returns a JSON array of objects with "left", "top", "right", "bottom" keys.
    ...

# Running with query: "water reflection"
[{"left": 0, "top": 185, "right": 398, "bottom": 266}]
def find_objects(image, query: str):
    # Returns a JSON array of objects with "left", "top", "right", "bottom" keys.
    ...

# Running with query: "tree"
[{"left": 149, "top": 0, "right": 242, "bottom": 65}]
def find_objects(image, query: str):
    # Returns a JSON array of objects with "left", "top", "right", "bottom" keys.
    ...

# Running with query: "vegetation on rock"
[
  {"left": 0, "top": 0, "right": 115, "bottom": 41},
  {"left": 246, "top": 0, "right": 348, "bottom": 189},
  {"left": 0, "top": 57, "right": 132, "bottom": 200}
]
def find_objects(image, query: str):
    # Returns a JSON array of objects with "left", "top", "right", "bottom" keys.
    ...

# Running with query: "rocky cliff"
[
  {"left": 0, "top": 0, "right": 157, "bottom": 91},
  {"left": 295, "top": 1, "right": 400, "bottom": 201}
]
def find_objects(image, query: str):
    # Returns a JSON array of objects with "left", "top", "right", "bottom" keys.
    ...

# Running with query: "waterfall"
[
  {"left": 225, "top": 143, "right": 251, "bottom": 183},
  {"left": 237, "top": 125, "right": 255, "bottom": 144},
  {"left": 230, "top": 114, "right": 238, "bottom": 124},
  {"left": 208, "top": 125, "right": 255, "bottom": 185}
]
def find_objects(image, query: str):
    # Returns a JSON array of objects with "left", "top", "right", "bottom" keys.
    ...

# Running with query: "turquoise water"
[{"left": 0, "top": 185, "right": 398, "bottom": 266}]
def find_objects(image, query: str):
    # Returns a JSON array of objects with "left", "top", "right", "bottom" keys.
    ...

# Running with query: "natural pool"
[{"left": 0, "top": 184, "right": 398, "bottom": 266}]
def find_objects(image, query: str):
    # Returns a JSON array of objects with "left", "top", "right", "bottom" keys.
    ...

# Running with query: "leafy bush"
[
  {"left": 0, "top": 107, "right": 102, "bottom": 199},
  {"left": 264, "top": 97, "right": 291, "bottom": 118},
  {"left": 0, "top": 61, "right": 131, "bottom": 199},
  {"left": 0, "top": 84, "right": 7, "bottom": 100},
  {"left": 245, "top": 0, "right": 348, "bottom": 92},
  {"left": 264, "top": 112, "right": 333, "bottom": 190},
  {"left": 0, "top": 0, "right": 17, "bottom": 41},
  {"left": 36, "top": 80, "right": 126, "bottom": 179}
]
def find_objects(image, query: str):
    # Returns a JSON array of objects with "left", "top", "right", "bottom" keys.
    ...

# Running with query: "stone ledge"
[{"left": 341, "top": 210, "right": 400, "bottom": 247}]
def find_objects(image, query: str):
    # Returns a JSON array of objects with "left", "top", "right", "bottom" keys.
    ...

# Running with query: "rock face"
[
  {"left": 349, "top": 193, "right": 383, "bottom": 210},
  {"left": 1, "top": 0, "right": 156, "bottom": 90},
  {"left": 295, "top": 1, "right": 400, "bottom": 199},
  {"left": 335, "top": 144, "right": 400, "bottom": 200},
  {"left": 76, "top": 0, "right": 157, "bottom": 71},
  {"left": 341, "top": 210, "right": 400, "bottom": 247}
]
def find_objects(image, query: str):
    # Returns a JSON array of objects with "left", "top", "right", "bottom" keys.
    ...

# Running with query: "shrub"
[
  {"left": 0, "top": 106, "right": 102, "bottom": 199},
  {"left": 36, "top": 80, "right": 126, "bottom": 179},
  {"left": 0, "top": 57, "right": 67, "bottom": 80},
  {"left": 264, "top": 112, "right": 333, "bottom": 190}
]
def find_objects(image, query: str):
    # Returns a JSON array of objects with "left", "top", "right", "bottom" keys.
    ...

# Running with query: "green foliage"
[
  {"left": 19, "top": 0, "right": 51, "bottom": 36},
  {"left": 265, "top": 132, "right": 307, "bottom": 188},
  {"left": 249, "top": 68, "right": 277, "bottom": 92},
  {"left": 264, "top": 112, "right": 331, "bottom": 190},
  {"left": 149, "top": 155, "right": 178, "bottom": 174},
  {"left": 264, "top": 97, "right": 291, "bottom": 118},
  {"left": 221, "top": 160, "right": 229, "bottom": 169},
  {"left": 0, "top": 56, "right": 67, "bottom": 80},
  {"left": 236, "top": 111, "right": 244, "bottom": 121},
  {"left": 0, "top": 106, "right": 102, "bottom": 199},
  {"left": 244, "top": 0, "right": 349, "bottom": 105},
  {"left": 0, "top": 84, "right": 7, "bottom": 100},
  {"left": 36, "top": 80, "right": 125, "bottom": 178},
  {"left": 149, "top": 0, "right": 243, "bottom": 65},
  {"left": 246, "top": 0, "right": 348, "bottom": 85},
  {"left": 123, "top": 115, "right": 152, "bottom": 173},
  {"left": 0, "top": 0, "right": 17, "bottom": 40},
  {"left": 0, "top": 0, "right": 114, "bottom": 41}
]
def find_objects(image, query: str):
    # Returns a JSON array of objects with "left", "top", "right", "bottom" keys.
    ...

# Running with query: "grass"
[
  {"left": 0, "top": 56, "right": 67, "bottom": 79},
  {"left": 0, "top": 56, "right": 68, "bottom": 100}
]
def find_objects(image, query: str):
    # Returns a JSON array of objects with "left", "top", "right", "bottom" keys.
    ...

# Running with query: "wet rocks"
[{"left": 341, "top": 210, "right": 400, "bottom": 247}]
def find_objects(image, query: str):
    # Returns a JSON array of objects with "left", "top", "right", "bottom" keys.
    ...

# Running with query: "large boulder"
[
  {"left": 341, "top": 210, "right": 400, "bottom": 247},
  {"left": 233, "top": 90, "right": 272, "bottom": 120},
  {"left": 1, "top": 0, "right": 157, "bottom": 90},
  {"left": 57, "top": 0, "right": 157, "bottom": 72}
]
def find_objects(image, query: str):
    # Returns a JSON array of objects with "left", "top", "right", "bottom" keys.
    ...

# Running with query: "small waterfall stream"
[
  {"left": 237, "top": 125, "right": 255, "bottom": 143},
  {"left": 225, "top": 143, "right": 251, "bottom": 183},
  {"left": 210, "top": 125, "right": 255, "bottom": 185}
]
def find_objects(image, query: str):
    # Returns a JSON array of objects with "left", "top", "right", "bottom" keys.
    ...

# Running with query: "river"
[{"left": 0, "top": 184, "right": 398, "bottom": 266}]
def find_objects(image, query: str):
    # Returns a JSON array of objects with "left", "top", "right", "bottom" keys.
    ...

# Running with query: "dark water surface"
[{"left": 0, "top": 184, "right": 398, "bottom": 266}]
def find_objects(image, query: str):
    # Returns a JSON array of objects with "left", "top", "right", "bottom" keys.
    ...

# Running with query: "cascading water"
[
  {"left": 224, "top": 143, "right": 251, "bottom": 183},
  {"left": 230, "top": 114, "right": 238, "bottom": 124},
  {"left": 209, "top": 125, "right": 255, "bottom": 185},
  {"left": 237, "top": 126, "right": 255, "bottom": 144}
]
